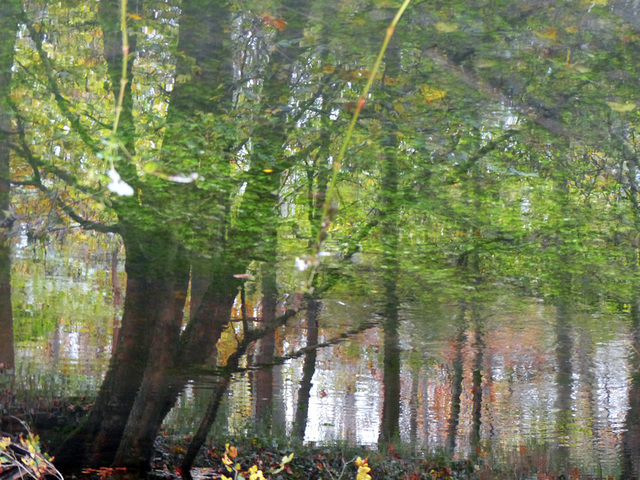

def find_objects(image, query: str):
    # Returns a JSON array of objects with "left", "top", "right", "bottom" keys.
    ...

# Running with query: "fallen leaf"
[
  {"left": 607, "top": 101, "right": 636, "bottom": 112},
  {"left": 435, "top": 21, "right": 458, "bottom": 33},
  {"left": 535, "top": 27, "right": 558, "bottom": 40}
]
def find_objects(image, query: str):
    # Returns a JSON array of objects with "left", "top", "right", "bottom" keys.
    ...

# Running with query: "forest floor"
[{"left": 141, "top": 435, "right": 618, "bottom": 480}]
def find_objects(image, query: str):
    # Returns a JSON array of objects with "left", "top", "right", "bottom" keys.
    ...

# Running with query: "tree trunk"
[
  {"left": 0, "top": 0, "right": 19, "bottom": 375},
  {"left": 622, "top": 299, "right": 640, "bottom": 479},
  {"left": 377, "top": 33, "right": 401, "bottom": 446},
  {"left": 54, "top": 227, "right": 180, "bottom": 470},
  {"left": 293, "top": 297, "right": 321, "bottom": 439},
  {"left": 446, "top": 311, "right": 466, "bottom": 453},
  {"left": 470, "top": 309, "right": 484, "bottom": 453},
  {"left": 253, "top": 241, "right": 278, "bottom": 425},
  {"left": 114, "top": 244, "right": 190, "bottom": 470}
]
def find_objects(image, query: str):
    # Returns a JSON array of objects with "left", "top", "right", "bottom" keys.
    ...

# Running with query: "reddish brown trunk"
[
  {"left": 114, "top": 250, "right": 189, "bottom": 470},
  {"left": 54, "top": 231, "right": 177, "bottom": 470}
]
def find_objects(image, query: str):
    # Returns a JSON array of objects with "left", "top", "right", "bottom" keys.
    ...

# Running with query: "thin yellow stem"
[{"left": 301, "top": 0, "right": 411, "bottom": 296}]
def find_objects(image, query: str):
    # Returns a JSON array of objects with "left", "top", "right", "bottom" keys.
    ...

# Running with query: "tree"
[{"left": 0, "top": 0, "right": 20, "bottom": 375}]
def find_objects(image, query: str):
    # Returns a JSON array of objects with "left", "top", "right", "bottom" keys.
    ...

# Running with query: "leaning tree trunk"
[
  {"left": 113, "top": 242, "right": 190, "bottom": 470},
  {"left": 54, "top": 226, "right": 181, "bottom": 470}
]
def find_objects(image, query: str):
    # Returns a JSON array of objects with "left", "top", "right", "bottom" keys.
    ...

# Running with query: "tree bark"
[
  {"left": 54, "top": 227, "right": 182, "bottom": 470},
  {"left": 293, "top": 297, "right": 321, "bottom": 439},
  {"left": 377, "top": 33, "right": 402, "bottom": 446},
  {"left": 445, "top": 311, "right": 466, "bottom": 453},
  {"left": 622, "top": 299, "right": 640, "bottom": 479},
  {"left": 114, "top": 243, "right": 190, "bottom": 470},
  {"left": 0, "top": 0, "right": 19, "bottom": 375}
]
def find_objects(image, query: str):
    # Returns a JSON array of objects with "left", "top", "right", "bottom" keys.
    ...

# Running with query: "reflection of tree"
[
  {"left": 253, "top": 265, "right": 278, "bottom": 427},
  {"left": 446, "top": 308, "right": 466, "bottom": 453},
  {"left": 293, "top": 297, "right": 320, "bottom": 440},
  {"left": 470, "top": 307, "right": 484, "bottom": 454},
  {"left": 409, "top": 360, "right": 420, "bottom": 451},
  {"left": 551, "top": 177, "right": 576, "bottom": 470},
  {"left": 0, "top": 0, "right": 19, "bottom": 375},
  {"left": 102, "top": 0, "right": 309, "bottom": 470},
  {"left": 554, "top": 297, "right": 573, "bottom": 467},
  {"left": 622, "top": 300, "right": 640, "bottom": 478},
  {"left": 377, "top": 33, "right": 401, "bottom": 446},
  {"left": 110, "top": 247, "right": 122, "bottom": 353}
]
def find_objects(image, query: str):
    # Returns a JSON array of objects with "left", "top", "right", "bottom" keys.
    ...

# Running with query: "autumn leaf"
[
  {"left": 435, "top": 21, "right": 458, "bottom": 33},
  {"left": 607, "top": 101, "right": 636, "bottom": 112},
  {"left": 261, "top": 14, "right": 287, "bottom": 31},
  {"left": 534, "top": 27, "right": 558, "bottom": 40},
  {"left": 127, "top": 13, "right": 142, "bottom": 20},
  {"left": 420, "top": 85, "right": 447, "bottom": 103}
]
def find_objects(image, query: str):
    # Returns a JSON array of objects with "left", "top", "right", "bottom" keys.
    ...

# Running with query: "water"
[{"left": 4, "top": 233, "right": 638, "bottom": 477}]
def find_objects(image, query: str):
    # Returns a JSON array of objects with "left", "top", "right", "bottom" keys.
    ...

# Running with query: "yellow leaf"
[
  {"left": 534, "top": 27, "right": 558, "bottom": 40},
  {"left": 420, "top": 85, "right": 447, "bottom": 103},
  {"left": 128, "top": 13, "right": 142, "bottom": 20},
  {"left": 435, "top": 21, "right": 458, "bottom": 33},
  {"left": 475, "top": 60, "right": 495, "bottom": 68},
  {"left": 607, "top": 101, "right": 636, "bottom": 112},
  {"left": 393, "top": 101, "right": 405, "bottom": 113},
  {"left": 282, "top": 453, "right": 294, "bottom": 464},
  {"left": 573, "top": 65, "right": 591, "bottom": 73}
]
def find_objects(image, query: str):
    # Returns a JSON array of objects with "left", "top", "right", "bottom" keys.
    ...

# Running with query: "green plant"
[
  {"left": 220, "top": 443, "right": 294, "bottom": 480},
  {"left": 0, "top": 433, "right": 63, "bottom": 480}
]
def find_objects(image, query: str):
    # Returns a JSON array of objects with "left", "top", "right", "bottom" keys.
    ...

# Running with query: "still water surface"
[{"left": 8, "top": 234, "right": 636, "bottom": 477}]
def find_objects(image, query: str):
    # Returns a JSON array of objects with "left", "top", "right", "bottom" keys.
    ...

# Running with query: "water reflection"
[
  {"left": 8, "top": 237, "right": 639, "bottom": 477},
  {"left": 10, "top": 231, "right": 120, "bottom": 400}
]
